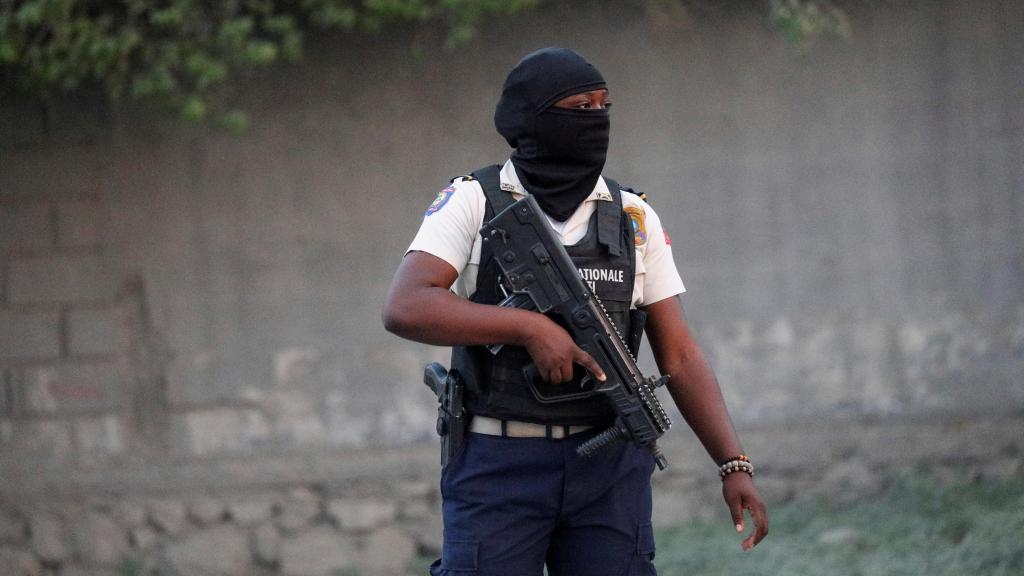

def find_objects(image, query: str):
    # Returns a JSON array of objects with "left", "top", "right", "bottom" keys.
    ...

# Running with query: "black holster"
[{"left": 423, "top": 362, "right": 468, "bottom": 467}]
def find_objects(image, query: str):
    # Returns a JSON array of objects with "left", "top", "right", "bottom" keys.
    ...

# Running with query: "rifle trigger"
[{"left": 579, "top": 373, "right": 594, "bottom": 389}]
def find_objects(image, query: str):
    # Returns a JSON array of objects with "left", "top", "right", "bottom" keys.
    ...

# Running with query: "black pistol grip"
[{"left": 424, "top": 362, "right": 448, "bottom": 397}]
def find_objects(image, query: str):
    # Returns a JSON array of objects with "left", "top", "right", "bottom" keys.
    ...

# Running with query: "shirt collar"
[{"left": 499, "top": 159, "right": 613, "bottom": 203}]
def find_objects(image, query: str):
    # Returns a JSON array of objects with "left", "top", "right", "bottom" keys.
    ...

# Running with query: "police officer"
[{"left": 384, "top": 47, "right": 767, "bottom": 576}]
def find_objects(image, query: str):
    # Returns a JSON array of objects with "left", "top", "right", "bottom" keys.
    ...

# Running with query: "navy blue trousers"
[{"left": 429, "top": 429, "right": 658, "bottom": 576}]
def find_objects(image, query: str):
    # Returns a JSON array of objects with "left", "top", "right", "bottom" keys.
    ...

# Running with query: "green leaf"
[
  {"left": 130, "top": 66, "right": 177, "bottom": 98},
  {"left": 446, "top": 23, "right": 475, "bottom": 48},
  {"left": 0, "top": 41, "right": 18, "bottom": 64},
  {"left": 310, "top": 4, "right": 357, "bottom": 29},
  {"left": 180, "top": 95, "right": 208, "bottom": 122},
  {"left": 242, "top": 40, "right": 277, "bottom": 65},
  {"left": 185, "top": 52, "right": 228, "bottom": 90},
  {"left": 14, "top": 1, "right": 47, "bottom": 27},
  {"left": 149, "top": 7, "right": 184, "bottom": 27},
  {"left": 264, "top": 14, "right": 297, "bottom": 35},
  {"left": 280, "top": 31, "right": 303, "bottom": 61},
  {"left": 218, "top": 17, "right": 256, "bottom": 46},
  {"left": 218, "top": 110, "right": 250, "bottom": 134}
]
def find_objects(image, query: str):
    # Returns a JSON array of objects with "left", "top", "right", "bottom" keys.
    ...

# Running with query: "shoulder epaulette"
[
  {"left": 450, "top": 174, "right": 476, "bottom": 183},
  {"left": 619, "top": 185, "right": 648, "bottom": 203}
]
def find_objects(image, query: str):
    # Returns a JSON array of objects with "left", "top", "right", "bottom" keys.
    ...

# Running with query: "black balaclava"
[{"left": 494, "top": 47, "right": 609, "bottom": 221}]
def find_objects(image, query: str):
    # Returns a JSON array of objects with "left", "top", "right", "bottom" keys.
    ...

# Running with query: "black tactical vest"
[{"left": 451, "top": 164, "right": 645, "bottom": 426}]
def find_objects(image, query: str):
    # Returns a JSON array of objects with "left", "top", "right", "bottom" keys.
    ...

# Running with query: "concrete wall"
[{"left": 1, "top": 0, "right": 1022, "bottom": 462}]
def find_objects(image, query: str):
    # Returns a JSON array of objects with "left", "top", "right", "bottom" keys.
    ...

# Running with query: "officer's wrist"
[{"left": 507, "top": 309, "right": 547, "bottom": 348}]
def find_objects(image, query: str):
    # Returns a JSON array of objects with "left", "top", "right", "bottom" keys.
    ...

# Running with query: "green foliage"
[
  {"left": 0, "top": 0, "right": 853, "bottom": 130},
  {"left": 406, "top": 473, "right": 1024, "bottom": 574},
  {"left": 769, "top": 0, "right": 851, "bottom": 47},
  {"left": 0, "top": 0, "right": 540, "bottom": 128}
]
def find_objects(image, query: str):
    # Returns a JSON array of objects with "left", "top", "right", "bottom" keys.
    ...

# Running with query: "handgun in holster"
[{"left": 423, "top": 362, "right": 467, "bottom": 467}]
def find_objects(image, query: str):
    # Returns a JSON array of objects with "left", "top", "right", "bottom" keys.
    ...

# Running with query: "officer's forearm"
[
  {"left": 662, "top": 347, "right": 743, "bottom": 464},
  {"left": 385, "top": 285, "right": 544, "bottom": 347},
  {"left": 383, "top": 251, "right": 543, "bottom": 347},
  {"left": 644, "top": 297, "right": 744, "bottom": 463}
]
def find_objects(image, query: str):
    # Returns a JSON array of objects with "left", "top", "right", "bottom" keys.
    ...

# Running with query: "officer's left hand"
[{"left": 722, "top": 473, "right": 768, "bottom": 550}]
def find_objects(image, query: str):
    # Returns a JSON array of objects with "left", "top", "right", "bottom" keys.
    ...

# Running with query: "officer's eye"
[
  {"left": 553, "top": 91, "right": 611, "bottom": 111},
  {"left": 574, "top": 100, "right": 611, "bottom": 110}
]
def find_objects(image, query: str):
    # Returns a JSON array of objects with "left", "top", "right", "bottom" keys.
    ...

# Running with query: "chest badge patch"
[
  {"left": 625, "top": 205, "right": 647, "bottom": 246},
  {"left": 425, "top": 185, "right": 455, "bottom": 216}
]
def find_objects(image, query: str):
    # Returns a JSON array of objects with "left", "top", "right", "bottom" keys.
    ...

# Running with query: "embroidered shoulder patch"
[
  {"left": 425, "top": 185, "right": 455, "bottom": 216},
  {"left": 663, "top": 229, "right": 672, "bottom": 246},
  {"left": 624, "top": 205, "right": 647, "bottom": 246}
]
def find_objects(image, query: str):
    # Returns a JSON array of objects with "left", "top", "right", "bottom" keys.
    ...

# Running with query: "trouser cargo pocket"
[
  {"left": 430, "top": 539, "right": 479, "bottom": 574},
  {"left": 630, "top": 521, "right": 657, "bottom": 575}
]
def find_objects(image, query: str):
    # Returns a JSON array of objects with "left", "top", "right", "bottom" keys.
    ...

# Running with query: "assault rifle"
[{"left": 481, "top": 195, "right": 672, "bottom": 469}]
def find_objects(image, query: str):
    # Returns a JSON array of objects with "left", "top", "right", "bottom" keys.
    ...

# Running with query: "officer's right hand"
[{"left": 522, "top": 314, "right": 606, "bottom": 384}]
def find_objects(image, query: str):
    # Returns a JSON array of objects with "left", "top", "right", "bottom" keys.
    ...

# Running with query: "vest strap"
[
  {"left": 598, "top": 178, "right": 624, "bottom": 256},
  {"left": 471, "top": 164, "right": 514, "bottom": 219}
]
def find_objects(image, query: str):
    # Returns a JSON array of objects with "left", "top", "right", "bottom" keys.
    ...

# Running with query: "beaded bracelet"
[{"left": 718, "top": 454, "right": 754, "bottom": 480}]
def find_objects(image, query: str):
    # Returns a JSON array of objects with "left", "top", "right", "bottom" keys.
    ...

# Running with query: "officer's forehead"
[
  {"left": 564, "top": 88, "right": 609, "bottom": 95},
  {"left": 556, "top": 88, "right": 610, "bottom": 100}
]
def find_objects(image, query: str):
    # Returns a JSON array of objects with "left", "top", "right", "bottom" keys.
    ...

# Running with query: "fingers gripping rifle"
[{"left": 480, "top": 195, "right": 672, "bottom": 470}]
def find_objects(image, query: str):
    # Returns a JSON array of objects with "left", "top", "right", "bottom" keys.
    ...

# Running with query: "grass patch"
[
  {"left": 411, "top": 474, "right": 1024, "bottom": 575},
  {"left": 655, "top": 474, "right": 1024, "bottom": 576}
]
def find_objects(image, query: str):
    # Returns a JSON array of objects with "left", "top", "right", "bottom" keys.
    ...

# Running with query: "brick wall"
[{"left": 0, "top": 186, "right": 126, "bottom": 463}]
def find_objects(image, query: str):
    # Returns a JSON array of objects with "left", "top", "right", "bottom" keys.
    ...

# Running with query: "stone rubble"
[
  {"left": 227, "top": 495, "right": 277, "bottom": 526},
  {"left": 72, "top": 511, "right": 129, "bottom": 567},
  {"left": 0, "top": 479, "right": 439, "bottom": 575},
  {"left": 189, "top": 495, "right": 228, "bottom": 526},
  {"left": 28, "top": 512, "right": 70, "bottom": 564},
  {"left": 276, "top": 489, "right": 321, "bottom": 534},
  {"left": 129, "top": 526, "right": 159, "bottom": 551},
  {"left": 359, "top": 526, "right": 417, "bottom": 576},
  {"left": 166, "top": 525, "right": 251, "bottom": 575},
  {"left": 328, "top": 497, "right": 397, "bottom": 532},
  {"left": 0, "top": 417, "right": 1017, "bottom": 575},
  {"left": 114, "top": 500, "right": 148, "bottom": 528},
  {"left": 251, "top": 522, "right": 282, "bottom": 567},
  {"left": 280, "top": 526, "right": 357, "bottom": 576},
  {"left": 147, "top": 499, "right": 188, "bottom": 535}
]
